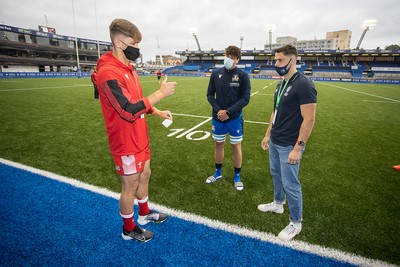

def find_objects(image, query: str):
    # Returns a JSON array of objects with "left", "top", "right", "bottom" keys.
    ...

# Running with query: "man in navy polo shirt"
[
  {"left": 206, "top": 45, "right": 251, "bottom": 191},
  {"left": 258, "top": 44, "right": 317, "bottom": 241}
]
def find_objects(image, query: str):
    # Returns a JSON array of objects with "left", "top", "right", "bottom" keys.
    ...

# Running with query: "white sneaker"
[
  {"left": 257, "top": 202, "right": 284, "bottom": 214},
  {"left": 278, "top": 222, "right": 302, "bottom": 241}
]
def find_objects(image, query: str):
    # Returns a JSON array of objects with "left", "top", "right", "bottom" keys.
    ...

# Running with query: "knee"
[
  {"left": 141, "top": 168, "right": 151, "bottom": 181},
  {"left": 231, "top": 143, "right": 242, "bottom": 152},
  {"left": 215, "top": 142, "right": 225, "bottom": 149}
]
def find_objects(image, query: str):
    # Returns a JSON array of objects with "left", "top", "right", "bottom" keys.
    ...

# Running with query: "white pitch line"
[
  {"left": 0, "top": 158, "right": 395, "bottom": 267},
  {"left": 0, "top": 84, "right": 91, "bottom": 92},
  {"left": 0, "top": 80, "right": 24, "bottom": 83},
  {"left": 245, "top": 120, "right": 268, "bottom": 125},
  {"left": 362, "top": 100, "right": 399, "bottom": 104},
  {"left": 172, "top": 113, "right": 210, "bottom": 119},
  {"left": 263, "top": 81, "right": 278, "bottom": 89},
  {"left": 318, "top": 82, "right": 400, "bottom": 103},
  {"left": 176, "top": 117, "right": 212, "bottom": 138},
  {"left": 172, "top": 113, "right": 268, "bottom": 125},
  {"left": 250, "top": 91, "right": 259, "bottom": 97}
]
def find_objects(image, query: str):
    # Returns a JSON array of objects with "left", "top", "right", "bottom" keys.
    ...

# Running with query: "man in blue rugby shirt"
[{"left": 206, "top": 45, "right": 251, "bottom": 191}]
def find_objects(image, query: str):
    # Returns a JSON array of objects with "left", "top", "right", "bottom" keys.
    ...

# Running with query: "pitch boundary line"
[
  {"left": 318, "top": 82, "right": 400, "bottom": 103},
  {"left": 0, "top": 158, "right": 394, "bottom": 267}
]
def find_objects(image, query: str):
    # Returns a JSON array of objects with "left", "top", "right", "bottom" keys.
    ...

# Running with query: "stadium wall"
[{"left": 0, "top": 72, "right": 399, "bottom": 84}]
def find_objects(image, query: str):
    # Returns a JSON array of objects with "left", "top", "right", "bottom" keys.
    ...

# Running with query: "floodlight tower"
[
  {"left": 265, "top": 24, "right": 276, "bottom": 50},
  {"left": 156, "top": 36, "right": 164, "bottom": 66},
  {"left": 189, "top": 27, "right": 202, "bottom": 51},
  {"left": 71, "top": 0, "right": 81, "bottom": 76},
  {"left": 240, "top": 36, "right": 244, "bottom": 50},
  {"left": 356, "top": 19, "right": 377, "bottom": 50}
]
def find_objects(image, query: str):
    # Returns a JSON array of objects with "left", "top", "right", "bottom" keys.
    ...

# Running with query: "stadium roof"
[{"left": 176, "top": 49, "right": 400, "bottom": 57}]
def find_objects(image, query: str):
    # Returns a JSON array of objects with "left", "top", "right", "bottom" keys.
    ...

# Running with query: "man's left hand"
[{"left": 288, "top": 149, "right": 301, "bottom": 165}]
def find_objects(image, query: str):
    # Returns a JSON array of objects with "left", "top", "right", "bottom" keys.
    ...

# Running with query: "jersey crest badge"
[{"left": 232, "top": 75, "right": 239, "bottom": 82}]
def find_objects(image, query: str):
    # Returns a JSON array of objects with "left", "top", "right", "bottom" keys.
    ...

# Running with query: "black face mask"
[
  {"left": 123, "top": 45, "right": 140, "bottom": 62},
  {"left": 275, "top": 58, "right": 292, "bottom": 76}
]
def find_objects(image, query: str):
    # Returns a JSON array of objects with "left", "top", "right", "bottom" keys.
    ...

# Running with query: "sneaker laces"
[{"left": 283, "top": 223, "right": 299, "bottom": 235}]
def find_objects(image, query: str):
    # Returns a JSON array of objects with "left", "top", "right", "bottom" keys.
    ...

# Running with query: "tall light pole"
[
  {"left": 189, "top": 27, "right": 202, "bottom": 51},
  {"left": 240, "top": 36, "right": 244, "bottom": 50},
  {"left": 94, "top": 0, "right": 100, "bottom": 59},
  {"left": 356, "top": 19, "right": 377, "bottom": 50},
  {"left": 156, "top": 36, "right": 164, "bottom": 66},
  {"left": 71, "top": 0, "right": 81, "bottom": 76},
  {"left": 265, "top": 24, "right": 276, "bottom": 50}
]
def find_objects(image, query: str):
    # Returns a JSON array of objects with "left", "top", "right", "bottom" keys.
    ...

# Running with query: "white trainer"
[
  {"left": 278, "top": 222, "right": 302, "bottom": 241},
  {"left": 257, "top": 202, "right": 284, "bottom": 214}
]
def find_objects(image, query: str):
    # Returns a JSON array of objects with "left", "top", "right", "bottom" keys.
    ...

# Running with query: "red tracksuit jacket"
[{"left": 96, "top": 52, "right": 153, "bottom": 156}]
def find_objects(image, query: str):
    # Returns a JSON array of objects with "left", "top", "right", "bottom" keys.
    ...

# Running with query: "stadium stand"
[
  {"left": 0, "top": 23, "right": 112, "bottom": 75},
  {"left": 0, "top": 23, "right": 399, "bottom": 84},
  {"left": 172, "top": 49, "right": 400, "bottom": 83}
]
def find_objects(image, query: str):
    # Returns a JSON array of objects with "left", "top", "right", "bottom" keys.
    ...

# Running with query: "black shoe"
[
  {"left": 121, "top": 225, "right": 154, "bottom": 242},
  {"left": 137, "top": 211, "right": 168, "bottom": 225}
]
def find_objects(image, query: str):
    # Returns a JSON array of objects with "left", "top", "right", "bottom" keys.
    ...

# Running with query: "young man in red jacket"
[{"left": 96, "top": 19, "right": 176, "bottom": 242}]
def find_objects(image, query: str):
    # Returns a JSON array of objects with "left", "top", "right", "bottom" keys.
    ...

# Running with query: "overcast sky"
[{"left": 1, "top": 0, "right": 399, "bottom": 62}]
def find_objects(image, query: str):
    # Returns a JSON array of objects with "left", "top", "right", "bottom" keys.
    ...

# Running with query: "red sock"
[
  {"left": 137, "top": 196, "right": 150, "bottom": 216},
  {"left": 120, "top": 212, "right": 135, "bottom": 232}
]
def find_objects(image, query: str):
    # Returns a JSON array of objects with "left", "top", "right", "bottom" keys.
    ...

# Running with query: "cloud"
[{"left": 1, "top": 0, "right": 399, "bottom": 61}]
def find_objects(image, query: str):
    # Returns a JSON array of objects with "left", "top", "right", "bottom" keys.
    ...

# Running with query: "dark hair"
[
  {"left": 109, "top": 19, "right": 142, "bottom": 43},
  {"left": 225, "top": 45, "right": 241, "bottom": 59},
  {"left": 274, "top": 44, "right": 298, "bottom": 58}
]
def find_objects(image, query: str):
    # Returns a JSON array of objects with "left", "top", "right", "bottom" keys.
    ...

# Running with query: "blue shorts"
[{"left": 212, "top": 115, "right": 243, "bottom": 144}]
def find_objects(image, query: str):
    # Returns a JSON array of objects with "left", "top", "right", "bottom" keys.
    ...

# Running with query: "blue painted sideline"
[{"left": 0, "top": 162, "right": 356, "bottom": 266}]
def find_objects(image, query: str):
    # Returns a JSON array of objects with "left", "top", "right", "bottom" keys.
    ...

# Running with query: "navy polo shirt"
[{"left": 270, "top": 72, "right": 317, "bottom": 146}]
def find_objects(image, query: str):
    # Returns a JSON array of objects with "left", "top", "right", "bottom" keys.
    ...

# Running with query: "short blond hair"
[{"left": 109, "top": 19, "right": 142, "bottom": 43}]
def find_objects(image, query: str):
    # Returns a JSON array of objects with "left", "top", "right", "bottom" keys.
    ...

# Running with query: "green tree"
[{"left": 385, "top": 44, "right": 400, "bottom": 50}]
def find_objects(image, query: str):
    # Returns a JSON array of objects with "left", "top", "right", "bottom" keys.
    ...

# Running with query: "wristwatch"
[{"left": 297, "top": 140, "right": 306, "bottom": 147}]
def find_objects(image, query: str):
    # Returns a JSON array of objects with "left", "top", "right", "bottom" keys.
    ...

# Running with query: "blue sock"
[
  {"left": 234, "top": 167, "right": 241, "bottom": 183},
  {"left": 214, "top": 163, "right": 222, "bottom": 177}
]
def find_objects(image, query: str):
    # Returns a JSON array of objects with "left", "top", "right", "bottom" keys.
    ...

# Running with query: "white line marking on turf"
[
  {"left": 176, "top": 117, "right": 212, "bottom": 138},
  {"left": 362, "top": 100, "right": 399, "bottom": 104},
  {"left": 172, "top": 113, "right": 268, "bottom": 125},
  {"left": 250, "top": 91, "right": 259, "bottom": 97},
  {"left": 318, "top": 82, "right": 400, "bottom": 103},
  {"left": 263, "top": 81, "right": 278, "bottom": 89},
  {"left": 0, "top": 84, "right": 91, "bottom": 92},
  {"left": 173, "top": 113, "right": 210, "bottom": 119},
  {"left": 0, "top": 158, "right": 395, "bottom": 267}
]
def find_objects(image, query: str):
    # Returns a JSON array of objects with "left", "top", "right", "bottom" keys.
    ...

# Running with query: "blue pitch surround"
[{"left": 0, "top": 163, "right": 353, "bottom": 266}]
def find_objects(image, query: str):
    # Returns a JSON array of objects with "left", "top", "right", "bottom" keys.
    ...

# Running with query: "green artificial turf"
[{"left": 0, "top": 76, "right": 399, "bottom": 265}]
